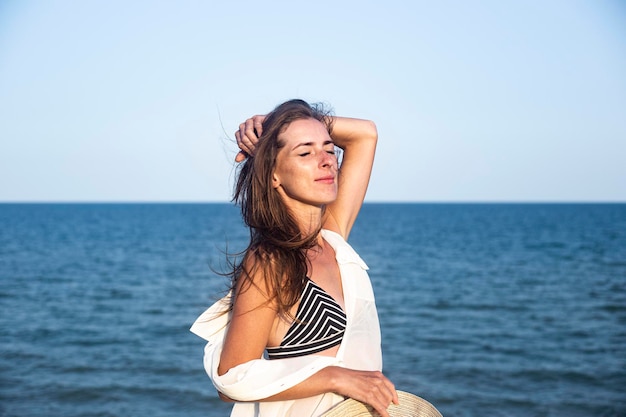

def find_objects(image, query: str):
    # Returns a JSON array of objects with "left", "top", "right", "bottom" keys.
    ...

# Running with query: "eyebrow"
[{"left": 292, "top": 140, "right": 334, "bottom": 151}]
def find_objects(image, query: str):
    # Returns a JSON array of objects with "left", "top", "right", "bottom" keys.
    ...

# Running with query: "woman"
[{"left": 191, "top": 99, "right": 397, "bottom": 417}]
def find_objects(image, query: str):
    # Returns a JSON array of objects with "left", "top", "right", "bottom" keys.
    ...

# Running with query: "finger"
[
  {"left": 239, "top": 120, "right": 258, "bottom": 156},
  {"left": 371, "top": 399, "right": 391, "bottom": 417},
  {"left": 253, "top": 115, "right": 264, "bottom": 137},
  {"left": 235, "top": 151, "right": 247, "bottom": 162},
  {"left": 244, "top": 118, "right": 259, "bottom": 143},
  {"left": 369, "top": 375, "right": 396, "bottom": 416},
  {"left": 235, "top": 129, "right": 253, "bottom": 156},
  {"left": 383, "top": 377, "right": 398, "bottom": 405},
  {"left": 238, "top": 123, "right": 249, "bottom": 144}
]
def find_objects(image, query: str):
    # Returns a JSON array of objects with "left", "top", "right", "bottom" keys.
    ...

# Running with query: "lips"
[{"left": 315, "top": 175, "right": 335, "bottom": 184}]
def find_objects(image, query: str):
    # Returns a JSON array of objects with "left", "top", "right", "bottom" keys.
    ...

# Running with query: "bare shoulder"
[
  {"left": 233, "top": 247, "right": 277, "bottom": 310},
  {"left": 218, "top": 248, "right": 277, "bottom": 375}
]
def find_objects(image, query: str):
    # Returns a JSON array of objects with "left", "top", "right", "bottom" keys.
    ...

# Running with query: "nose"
[{"left": 320, "top": 150, "right": 336, "bottom": 168}]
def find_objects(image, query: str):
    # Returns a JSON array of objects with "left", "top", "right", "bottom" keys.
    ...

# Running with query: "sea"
[{"left": 0, "top": 203, "right": 624, "bottom": 417}]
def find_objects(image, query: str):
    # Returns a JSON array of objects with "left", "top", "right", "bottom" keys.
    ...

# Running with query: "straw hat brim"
[{"left": 321, "top": 390, "right": 442, "bottom": 417}]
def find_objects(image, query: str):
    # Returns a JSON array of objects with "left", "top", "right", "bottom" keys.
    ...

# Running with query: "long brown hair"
[{"left": 231, "top": 99, "right": 334, "bottom": 318}]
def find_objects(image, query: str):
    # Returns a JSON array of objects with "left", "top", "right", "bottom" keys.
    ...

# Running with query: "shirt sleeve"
[{"left": 190, "top": 295, "right": 340, "bottom": 402}]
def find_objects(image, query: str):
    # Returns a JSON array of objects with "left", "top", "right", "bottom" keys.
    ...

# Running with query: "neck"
[{"left": 290, "top": 203, "right": 324, "bottom": 238}]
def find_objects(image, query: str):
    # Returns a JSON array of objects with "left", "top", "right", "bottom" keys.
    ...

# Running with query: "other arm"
[
  {"left": 217, "top": 255, "right": 397, "bottom": 416},
  {"left": 323, "top": 117, "right": 378, "bottom": 239},
  {"left": 233, "top": 113, "right": 377, "bottom": 240}
]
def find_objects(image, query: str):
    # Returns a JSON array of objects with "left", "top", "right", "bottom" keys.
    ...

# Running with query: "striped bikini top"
[{"left": 266, "top": 278, "right": 347, "bottom": 360}]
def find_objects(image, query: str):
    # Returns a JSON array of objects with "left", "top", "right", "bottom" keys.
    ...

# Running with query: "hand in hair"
[{"left": 235, "top": 114, "right": 266, "bottom": 162}]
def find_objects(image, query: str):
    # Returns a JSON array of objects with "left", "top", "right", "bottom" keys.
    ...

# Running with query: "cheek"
[{"left": 273, "top": 159, "right": 301, "bottom": 189}]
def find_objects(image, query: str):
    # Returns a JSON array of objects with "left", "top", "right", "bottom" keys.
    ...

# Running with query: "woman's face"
[{"left": 272, "top": 118, "right": 338, "bottom": 211}]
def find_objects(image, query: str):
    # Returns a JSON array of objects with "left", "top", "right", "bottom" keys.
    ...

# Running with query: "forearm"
[
  {"left": 219, "top": 368, "right": 333, "bottom": 402},
  {"left": 257, "top": 366, "right": 342, "bottom": 401},
  {"left": 324, "top": 117, "right": 378, "bottom": 238},
  {"left": 216, "top": 365, "right": 339, "bottom": 403},
  {"left": 330, "top": 117, "right": 378, "bottom": 150},
  {"left": 226, "top": 365, "right": 397, "bottom": 417}
]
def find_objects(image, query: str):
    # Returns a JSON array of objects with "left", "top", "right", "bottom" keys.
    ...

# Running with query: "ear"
[{"left": 272, "top": 171, "right": 280, "bottom": 189}]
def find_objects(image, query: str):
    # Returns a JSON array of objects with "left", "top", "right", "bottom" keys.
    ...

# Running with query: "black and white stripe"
[{"left": 267, "top": 279, "right": 346, "bottom": 359}]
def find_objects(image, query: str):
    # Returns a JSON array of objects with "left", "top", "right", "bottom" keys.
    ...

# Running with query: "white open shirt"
[{"left": 190, "top": 229, "right": 382, "bottom": 417}]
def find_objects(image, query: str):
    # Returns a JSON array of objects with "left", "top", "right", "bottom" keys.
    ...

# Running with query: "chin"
[
  {"left": 305, "top": 195, "right": 338, "bottom": 208},
  {"left": 320, "top": 196, "right": 338, "bottom": 206}
]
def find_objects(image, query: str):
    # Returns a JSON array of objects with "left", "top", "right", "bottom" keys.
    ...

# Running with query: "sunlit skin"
[
  {"left": 221, "top": 111, "right": 398, "bottom": 417},
  {"left": 273, "top": 118, "right": 339, "bottom": 231}
]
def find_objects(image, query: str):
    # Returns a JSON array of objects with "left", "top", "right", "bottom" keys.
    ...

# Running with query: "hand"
[
  {"left": 235, "top": 115, "right": 265, "bottom": 162},
  {"left": 329, "top": 368, "right": 398, "bottom": 417}
]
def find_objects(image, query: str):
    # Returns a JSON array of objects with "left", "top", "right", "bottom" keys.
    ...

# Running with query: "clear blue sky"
[{"left": 1, "top": 0, "right": 625, "bottom": 202}]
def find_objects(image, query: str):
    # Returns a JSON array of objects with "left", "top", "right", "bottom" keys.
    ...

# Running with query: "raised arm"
[
  {"left": 234, "top": 114, "right": 377, "bottom": 239},
  {"left": 323, "top": 117, "right": 378, "bottom": 239}
]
